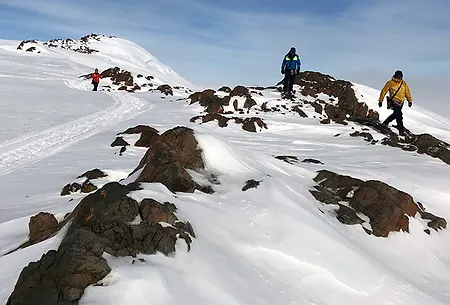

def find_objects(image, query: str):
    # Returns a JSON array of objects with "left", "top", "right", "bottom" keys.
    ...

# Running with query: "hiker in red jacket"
[{"left": 89, "top": 68, "right": 103, "bottom": 91}]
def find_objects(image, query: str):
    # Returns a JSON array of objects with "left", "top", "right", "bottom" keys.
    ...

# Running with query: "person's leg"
[
  {"left": 393, "top": 104, "right": 404, "bottom": 134},
  {"left": 288, "top": 71, "right": 295, "bottom": 93},
  {"left": 382, "top": 111, "right": 396, "bottom": 126},
  {"left": 283, "top": 74, "right": 289, "bottom": 93},
  {"left": 93, "top": 81, "right": 98, "bottom": 91}
]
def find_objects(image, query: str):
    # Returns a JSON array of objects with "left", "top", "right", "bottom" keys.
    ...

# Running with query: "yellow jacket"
[{"left": 378, "top": 77, "right": 412, "bottom": 104}]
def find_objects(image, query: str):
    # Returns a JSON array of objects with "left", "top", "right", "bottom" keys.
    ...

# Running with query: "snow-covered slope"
[{"left": 1, "top": 34, "right": 450, "bottom": 305}]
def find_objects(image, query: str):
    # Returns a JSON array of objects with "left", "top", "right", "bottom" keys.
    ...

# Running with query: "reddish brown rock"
[{"left": 29, "top": 212, "right": 58, "bottom": 244}]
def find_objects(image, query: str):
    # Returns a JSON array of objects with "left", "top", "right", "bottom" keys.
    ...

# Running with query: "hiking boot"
[{"left": 399, "top": 131, "right": 406, "bottom": 136}]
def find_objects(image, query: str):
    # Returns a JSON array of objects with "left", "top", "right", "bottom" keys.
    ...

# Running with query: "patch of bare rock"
[
  {"left": 310, "top": 170, "right": 446, "bottom": 237},
  {"left": 7, "top": 182, "right": 195, "bottom": 305}
]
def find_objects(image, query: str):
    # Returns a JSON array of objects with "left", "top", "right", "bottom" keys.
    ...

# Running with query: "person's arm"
[
  {"left": 404, "top": 82, "right": 412, "bottom": 103},
  {"left": 296, "top": 56, "right": 301, "bottom": 73},
  {"left": 378, "top": 81, "right": 390, "bottom": 102},
  {"left": 281, "top": 57, "right": 286, "bottom": 73}
]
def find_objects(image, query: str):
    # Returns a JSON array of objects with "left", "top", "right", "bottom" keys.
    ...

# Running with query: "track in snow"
[{"left": 0, "top": 92, "right": 152, "bottom": 176}]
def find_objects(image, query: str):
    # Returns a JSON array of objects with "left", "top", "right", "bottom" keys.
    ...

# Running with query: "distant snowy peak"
[
  {"left": 16, "top": 33, "right": 113, "bottom": 54},
  {"left": 13, "top": 33, "right": 194, "bottom": 90}
]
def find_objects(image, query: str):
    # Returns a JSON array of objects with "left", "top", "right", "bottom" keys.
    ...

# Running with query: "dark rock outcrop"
[
  {"left": 350, "top": 131, "right": 375, "bottom": 143},
  {"left": 101, "top": 67, "right": 134, "bottom": 86},
  {"left": 218, "top": 86, "right": 231, "bottom": 93},
  {"left": 242, "top": 179, "right": 261, "bottom": 191},
  {"left": 278, "top": 71, "right": 379, "bottom": 124},
  {"left": 111, "top": 136, "right": 130, "bottom": 147},
  {"left": 61, "top": 182, "right": 81, "bottom": 196},
  {"left": 28, "top": 213, "right": 59, "bottom": 244},
  {"left": 17, "top": 40, "right": 37, "bottom": 50},
  {"left": 157, "top": 84, "right": 173, "bottom": 96},
  {"left": 239, "top": 117, "right": 268, "bottom": 133},
  {"left": 77, "top": 169, "right": 107, "bottom": 180},
  {"left": 292, "top": 105, "right": 308, "bottom": 118},
  {"left": 130, "top": 126, "right": 206, "bottom": 193},
  {"left": 380, "top": 133, "right": 450, "bottom": 166},
  {"left": 310, "top": 170, "right": 446, "bottom": 237},
  {"left": 135, "top": 128, "right": 160, "bottom": 147},
  {"left": 119, "top": 125, "right": 158, "bottom": 135},
  {"left": 7, "top": 182, "right": 194, "bottom": 305},
  {"left": 275, "top": 155, "right": 299, "bottom": 164},
  {"left": 302, "top": 158, "right": 324, "bottom": 164}
]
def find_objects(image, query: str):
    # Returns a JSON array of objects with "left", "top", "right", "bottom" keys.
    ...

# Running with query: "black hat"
[
  {"left": 394, "top": 70, "right": 403, "bottom": 78},
  {"left": 290, "top": 47, "right": 296, "bottom": 53}
]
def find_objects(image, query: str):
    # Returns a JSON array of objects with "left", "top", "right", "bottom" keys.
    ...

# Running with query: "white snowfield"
[{"left": 0, "top": 35, "right": 450, "bottom": 305}]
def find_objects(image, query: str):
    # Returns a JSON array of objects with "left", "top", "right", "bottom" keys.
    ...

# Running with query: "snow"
[{"left": 0, "top": 34, "right": 450, "bottom": 305}]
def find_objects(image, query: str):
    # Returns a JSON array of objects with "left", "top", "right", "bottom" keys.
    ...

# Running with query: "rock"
[
  {"left": 111, "top": 136, "right": 130, "bottom": 147},
  {"left": 140, "top": 199, "right": 177, "bottom": 224},
  {"left": 17, "top": 40, "right": 37, "bottom": 50},
  {"left": 242, "top": 179, "right": 261, "bottom": 191},
  {"left": 146, "top": 75, "right": 154, "bottom": 80},
  {"left": 277, "top": 71, "right": 379, "bottom": 124},
  {"left": 120, "top": 125, "right": 159, "bottom": 135},
  {"left": 119, "top": 146, "right": 127, "bottom": 156},
  {"left": 81, "top": 180, "right": 97, "bottom": 193},
  {"left": 320, "top": 118, "right": 331, "bottom": 124},
  {"left": 380, "top": 132, "right": 450, "bottom": 166},
  {"left": 302, "top": 158, "right": 323, "bottom": 164},
  {"left": 61, "top": 182, "right": 81, "bottom": 196},
  {"left": 312, "top": 102, "right": 323, "bottom": 114},
  {"left": 310, "top": 170, "right": 446, "bottom": 237},
  {"left": 350, "top": 131, "right": 374, "bottom": 142},
  {"left": 218, "top": 86, "right": 231, "bottom": 93},
  {"left": 7, "top": 182, "right": 194, "bottom": 305},
  {"left": 118, "top": 86, "right": 127, "bottom": 91},
  {"left": 101, "top": 67, "right": 134, "bottom": 86},
  {"left": 29, "top": 213, "right": 58, "bottom": 244},
  {"left": 130, "top": 126, "right": 205, "bottom": 193},
  {"left": 135, "top": 128, "right": 160, "bottom": 147},
  {"left": 419, "top": 211, "right": 447, "bottom": 231},
  {"left": 26, "top": 47, "right": 36, "bottom": 52},
  {"left": 188, "top": 89, "right": 230, "bottom": 114},
  {"left": 137, "top": 74, "right": 143, "bottom": 78},
  {"left": 244, "top": 97, "right": 257, "bottom": 109},
  {"left": 241, "top": 117, "right": 268, "bottom": 132},
  {"left": 292, "top": 105, "right": 308, "bottom": 117},
  {"left": 157, "top": 84, "right": 173, "bottom": 96},
  {"left": 336, "top": 204, "right": 364, "bottom": 225},
  {"left": 202, "top": 113, "right": 230, "bottom": 127},
  {"left": 275, "top": 155, "right": 299, "bottom": 164},
  {"left": 77, "top": 169, "right": 107, "bottom": 180},
  {"left": 230, "top": 85, "right": 250, "bottom": 98}
]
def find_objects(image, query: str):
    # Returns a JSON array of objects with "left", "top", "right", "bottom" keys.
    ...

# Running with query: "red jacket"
[{"left": 91, "top": 73, "right": 103, "bottom": 83}]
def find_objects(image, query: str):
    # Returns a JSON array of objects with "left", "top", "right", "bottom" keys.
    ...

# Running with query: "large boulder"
[
  {"left": 28, "top": 213, "right": 58, "bottom": 244},
  {"left": 130, "top": 126, "right": 206, "bottom": 193},
  {"left": 310, "top": 170, "right": 446, "bottom": 237},
  {"left": 7, "top": 182, "right": 194, "bottom": 305},
  {"left": 101, "top": 67, "right": 134, "bottom": 86}
]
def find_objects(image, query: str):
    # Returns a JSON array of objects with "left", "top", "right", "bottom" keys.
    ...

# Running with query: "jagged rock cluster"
[{"left": 310, "top": 170, "right": 446, "bottom": 237}]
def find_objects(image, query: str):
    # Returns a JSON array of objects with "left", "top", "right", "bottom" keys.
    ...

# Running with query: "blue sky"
[{"left": 0, "top": 0, "right": 449, "bottom": 114}]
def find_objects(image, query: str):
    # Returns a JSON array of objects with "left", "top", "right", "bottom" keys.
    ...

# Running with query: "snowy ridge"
[{"left": 0, "top": 34, "right": 450, "bottom": 305}]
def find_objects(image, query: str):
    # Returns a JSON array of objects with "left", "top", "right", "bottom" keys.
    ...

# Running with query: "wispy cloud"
[{"left": 0, "top": 0, "right": 449, "bottom": 116}]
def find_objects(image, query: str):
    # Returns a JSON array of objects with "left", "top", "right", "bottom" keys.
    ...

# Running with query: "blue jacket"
[{"left": 281, "top": 53, "right": 301, "bottom": 71}]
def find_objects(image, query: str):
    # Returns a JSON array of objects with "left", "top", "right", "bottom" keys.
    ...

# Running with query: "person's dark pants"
[
  {"left": 383, "top": 103, "right": 404, "bottom": 133},
  {"left": 92, "top": 81, "right": 99, "bottom": 91},
  {"left": 283, "top": 69, "right": 296, "bottom": 93}
]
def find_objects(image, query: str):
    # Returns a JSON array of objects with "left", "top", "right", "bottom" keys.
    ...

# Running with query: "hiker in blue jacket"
[{"left": 281, "top": 47, "right": 301, "bottom": 97}]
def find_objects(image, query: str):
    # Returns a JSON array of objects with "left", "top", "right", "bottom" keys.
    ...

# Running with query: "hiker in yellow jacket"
[{"left": 378, "top": 70, "right": 413, "bottom": 136}]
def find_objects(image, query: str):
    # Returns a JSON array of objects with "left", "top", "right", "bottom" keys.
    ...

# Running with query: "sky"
[{"left": 0, "top": 0, "right": 449, "bottom": 116}]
